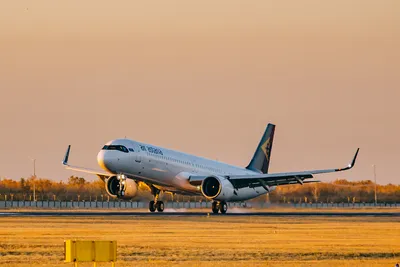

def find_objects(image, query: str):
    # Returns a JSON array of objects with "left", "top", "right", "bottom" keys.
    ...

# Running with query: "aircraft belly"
[
  {"left": 121, "top": 159, "right": 195, "bottom": 194},
  {"left": 153, "top": 185, "right": 201, "bottom": 196},
  {"left": 229, "top": 186, "right": 271, "bottom": 202}
]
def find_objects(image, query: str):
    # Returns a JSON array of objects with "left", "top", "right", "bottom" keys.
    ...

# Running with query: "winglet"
[
  {"left": 62, "top": 145, "right": 71, "bottom": 166},
  {"left": 349, "top": 148, "right": 360, "bottom": 168},
  {"left": 336, "top": 148, "right": 359, "bottom": 171}
]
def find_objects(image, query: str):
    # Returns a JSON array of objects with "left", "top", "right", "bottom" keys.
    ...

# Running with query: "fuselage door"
[{"left": 135, "top": 145, "right": 142, "bottom": 163}]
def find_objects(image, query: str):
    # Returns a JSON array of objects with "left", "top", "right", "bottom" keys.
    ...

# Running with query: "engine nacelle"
[
  {"left": 105, "top": 175, "right": 138, "bottom": 200},
  {"left": 201, "top": 176, "right": 235, "bottom": 201}
]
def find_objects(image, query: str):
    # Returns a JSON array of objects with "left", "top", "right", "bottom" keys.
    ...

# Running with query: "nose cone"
[{"left": 97, "top": 150, "right": 112, "bottom": 172}]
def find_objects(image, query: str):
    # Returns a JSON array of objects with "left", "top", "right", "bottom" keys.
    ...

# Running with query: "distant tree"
[
  {"left": 312, "top": 184, "right": 320, "bottom": 202},
  {"left": 68, "top": 176, "right": 86, "bottom": 186}
]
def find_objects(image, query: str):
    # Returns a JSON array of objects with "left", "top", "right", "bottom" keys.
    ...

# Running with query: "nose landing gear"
[
  {"left": 212, "top": 201, "right": 228, "bottom": 214},
  {"left": 149, "top": 186, "right": 164, "bottom": 212},
  {"left": 117, "top": 174, "right": 127, "bottom": 198}
]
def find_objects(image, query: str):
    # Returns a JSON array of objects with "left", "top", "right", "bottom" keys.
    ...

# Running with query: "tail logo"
[{"left": 261, "top": 137, "right": 271, "bottom": 159}]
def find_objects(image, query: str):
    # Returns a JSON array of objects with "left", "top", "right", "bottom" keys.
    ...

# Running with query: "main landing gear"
[
  {"left": 149, "top": 186, "right": 164, "bottom": 212},
  {"left": 212, "top": 201, "right": 228, "bottom": 214},
  {"left": 149, "top": 200, "right": 164, "bottom": 212}
]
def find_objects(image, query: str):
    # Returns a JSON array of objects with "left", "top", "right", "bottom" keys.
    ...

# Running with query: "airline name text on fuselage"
[{"left": 140, "top": 145, "right": 164, "bottom": 155}]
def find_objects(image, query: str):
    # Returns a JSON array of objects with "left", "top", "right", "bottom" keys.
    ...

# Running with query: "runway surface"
[{"left": 0, "top": 211, "right": 399, "bottom": 217}]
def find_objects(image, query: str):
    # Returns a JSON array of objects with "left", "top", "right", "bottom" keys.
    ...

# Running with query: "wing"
[
  {"left": 62, "top": 145, "right": 114, "bottom": 178},
  {"left": 190, "top": 148, "right": 359, "bottom": 190}
]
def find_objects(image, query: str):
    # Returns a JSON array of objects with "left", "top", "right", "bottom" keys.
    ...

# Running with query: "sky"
[{"left": 0, "top": 1, "right": 399, "bottom": 184}]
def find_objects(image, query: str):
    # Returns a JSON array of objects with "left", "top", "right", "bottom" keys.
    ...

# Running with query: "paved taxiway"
[{"left": 0, "top": 211, "right": 399, "bottom": 217}]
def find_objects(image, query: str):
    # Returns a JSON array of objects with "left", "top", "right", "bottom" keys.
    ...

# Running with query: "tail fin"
[{"left": 246, "top": 124, "right": 275, "bottom": 174}]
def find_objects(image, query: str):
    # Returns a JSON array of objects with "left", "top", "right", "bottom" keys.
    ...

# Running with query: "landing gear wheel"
[
  {"left": 156, "top": 201, "right": 164, "bottom": 212},
  {"left": 149, "top": 185, "right": 162, "bottom": 213},
  {"left": 149, "top": 200, "right": 156, "bottom": 212},
  {"left": 212, "top": 201, "right": 219, "bottom": 214},
  {"left": 219, "top": 201, "right": 228, "bottom": 214}
]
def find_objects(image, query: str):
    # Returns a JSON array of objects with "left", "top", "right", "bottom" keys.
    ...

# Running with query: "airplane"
[{"left": 62, "top": 124, "right": 359, "bottom": 213}]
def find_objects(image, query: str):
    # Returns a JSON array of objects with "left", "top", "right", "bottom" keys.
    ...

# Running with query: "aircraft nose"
[{"left": 97, "top": 150, "right": 112, "bottom": 172}]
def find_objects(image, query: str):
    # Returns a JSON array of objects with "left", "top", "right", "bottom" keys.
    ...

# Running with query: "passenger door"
[{"left": 135, "top": 145, "right": 142, "bottom": 163}]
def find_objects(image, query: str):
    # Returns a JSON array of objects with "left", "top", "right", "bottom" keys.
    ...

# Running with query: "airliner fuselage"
[
  {"left": 97, "top": 138, "right": 270, "bottom": 200},
  {"left": 63, "top": 124, "right": 358, "bottom": 213}
]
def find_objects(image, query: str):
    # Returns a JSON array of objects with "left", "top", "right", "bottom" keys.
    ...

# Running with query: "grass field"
[{"left": 0, "top": 215, "right": 399, "bottom": 266}]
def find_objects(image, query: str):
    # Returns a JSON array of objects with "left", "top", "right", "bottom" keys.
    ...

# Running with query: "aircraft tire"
[
  {"left": 149, "top": 201, "right": 156, "bottom": 212},
  {"left": 156, "top": 201, "right": 164, "bottom": 212},
  {"left": 220, "top": 201, "right": 228, "bottom": 214},
  {"left": 212, "top": 201, "right": 219, "bottom": 214}
]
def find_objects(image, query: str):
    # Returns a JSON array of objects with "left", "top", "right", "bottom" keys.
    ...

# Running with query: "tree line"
[
  {"left": 264, "top": 179, "right": 400, "bottom": 204},
  {"left": 0, "top": 176, "right": 399, "bottom": 203}
]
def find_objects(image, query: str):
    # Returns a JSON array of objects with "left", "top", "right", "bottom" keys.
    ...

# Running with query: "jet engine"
[
  {"left": 105, "top": 175, "right": 138, "bottom": 200},
  {"left": 201, "top": 176, "right": 235, "bottom": 201}
]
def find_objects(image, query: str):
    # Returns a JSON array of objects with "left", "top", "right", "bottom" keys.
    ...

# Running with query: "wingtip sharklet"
[
  {"left": 338, "top": 148, "right": 359, "bottom": 171},
  {"left": 350, "top": 148, "right": 360, "bottom": 168},
  {"left": 62, "top": 145, "right": 71, "bottom": 166}
]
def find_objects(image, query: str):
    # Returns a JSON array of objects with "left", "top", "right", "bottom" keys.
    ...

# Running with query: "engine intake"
[
  {"left": 201, "top": 176, "right": 234, "bottom": 201},
  {"left": 105, "top": 175, "right": 138, "bottom": 200},
  {"left": 202, "top": 177, "right": 221, "bottom": 198}
]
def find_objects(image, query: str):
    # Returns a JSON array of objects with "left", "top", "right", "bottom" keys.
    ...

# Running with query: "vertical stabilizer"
[{"left": 246, "top": 124, "right": 275, "bottom": 174}]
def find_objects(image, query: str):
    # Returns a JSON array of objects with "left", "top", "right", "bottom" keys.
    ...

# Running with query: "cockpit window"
[{"left": 102, "top": 145, "right": 129, "bottom": 153}]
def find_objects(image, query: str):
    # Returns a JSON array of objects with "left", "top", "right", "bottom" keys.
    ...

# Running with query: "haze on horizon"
[{"left": 0, "top": 1, "right": 399, "bottom": 184}]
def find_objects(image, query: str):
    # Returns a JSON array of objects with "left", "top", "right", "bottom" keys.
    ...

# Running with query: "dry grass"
[{"left": 0, "top": 215, "right": 399, "bottom": 266}]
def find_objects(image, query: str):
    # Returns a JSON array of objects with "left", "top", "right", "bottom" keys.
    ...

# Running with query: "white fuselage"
[{"left": 97, "top": 139, "right": 272, "bottom": 201}]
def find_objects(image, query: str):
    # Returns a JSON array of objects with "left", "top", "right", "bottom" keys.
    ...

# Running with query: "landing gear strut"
[
  {"left": 212, "top": 201, "right": 228, "bottom": 214},
  {"left": 149, "top": 186, "right": 164, "bottom": 212},
  {"left": 117, "top": 174, "right": 127, "bottom": 198}
]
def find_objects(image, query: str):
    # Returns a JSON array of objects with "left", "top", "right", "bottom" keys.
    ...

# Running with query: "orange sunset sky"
[{"left": 0, "top": 1, "right": 399, "bottom": 183}]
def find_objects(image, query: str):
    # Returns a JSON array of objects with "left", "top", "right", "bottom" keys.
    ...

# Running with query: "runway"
[{"left": 0, "top": 211, "right": 399, "bottom": 217}]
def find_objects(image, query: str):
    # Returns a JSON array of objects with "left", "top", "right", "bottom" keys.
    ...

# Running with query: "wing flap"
[{"left": 228, "top": 172, "right": 314, "bottom": 188}]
